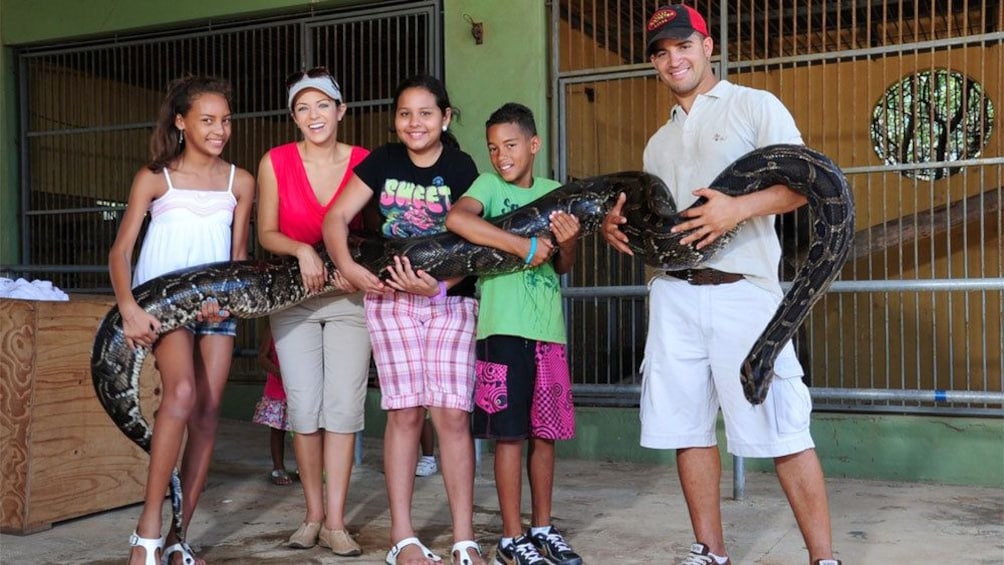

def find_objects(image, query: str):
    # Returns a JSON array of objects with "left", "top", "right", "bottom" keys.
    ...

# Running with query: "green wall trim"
[
  {"left": 223, "top": 385, "right": 1003, "bottom": 488},
  {"left": 560, "top": 407, "right": 1004, "bottom": 488}
]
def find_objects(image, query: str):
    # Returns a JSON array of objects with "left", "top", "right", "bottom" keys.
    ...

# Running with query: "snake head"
[{"left": 741, "top": 358, "right": 773, "bottom": 405}]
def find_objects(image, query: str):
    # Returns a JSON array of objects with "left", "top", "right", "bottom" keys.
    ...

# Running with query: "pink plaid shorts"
[{"left": 365, "top": 291, "right": 478, "bottom": 411}]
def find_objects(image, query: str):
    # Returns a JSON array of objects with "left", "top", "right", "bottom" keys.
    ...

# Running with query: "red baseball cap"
[{"left": 646, "top": 5, "right": 709, "bottom": 55}]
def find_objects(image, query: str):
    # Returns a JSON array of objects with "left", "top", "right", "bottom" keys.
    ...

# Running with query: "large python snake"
[{"left": 91, "top": 143, "right": 852, "bottom": 545}]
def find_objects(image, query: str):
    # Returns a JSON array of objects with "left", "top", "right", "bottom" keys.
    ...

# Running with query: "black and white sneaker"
[
  {"left": 494, "top": 535, "right": 551, "bottom": 565},
  {"left": 528, "top": 526, "right": 583, "bottom": 565}
]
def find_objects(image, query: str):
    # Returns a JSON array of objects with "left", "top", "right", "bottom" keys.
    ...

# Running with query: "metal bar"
[
  {"left": 25, "top": 107, "right": 307, "bottom": 137},
  {"left": 561, "top": 278, "right": 1004, "bottom": 298},
  {"left": 550, "top": 0, "right": 560, "bottom": 179},
  {"left": 554, "top": 32, "right": 1004, "bottom": 81},
  {"left": 718, "top": 0, "right": 729, "bottom": 82},
  {"left": 26, "top": 207, "right": 124, "bottom": 215},
  {"left": 557, "top": 69, "right": 568, "bottom": 182},
  {"left": 559, "top": 62, "right": 662, "bottom": 80},
  {"left": 572, "top": 384, "right": 1004, "bottom": 405},
  {"left": 0, "top": 264, "right": 110, "bottom": 273},
  {"left": 809, "top": 388, "right": 1004, "bottom": 404},
  {"left": 18, "top": 54, "right": 30, "bottom": 264},
  {"left": 823, "top": 279, "right": 1004, "bottom": 292},
  {"left": 430, "top": 0, "right": 442, "bottom": 78},
  {"left": 727, "top": 31, "right": 1004, "bottom": 69},
  {"left": 10, "top": 274, "right": 1000, "bottom": 294},
  {"left": 732, "top": 455, "right": 745, "bottom": 500},
  {"left": 841, "top": 156, "right": 1004, "bottom": 174}
]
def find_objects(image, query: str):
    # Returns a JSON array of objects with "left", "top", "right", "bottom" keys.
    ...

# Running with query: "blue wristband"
[{"left": 524, "top": 236, "right": 538, "bottom": 265}]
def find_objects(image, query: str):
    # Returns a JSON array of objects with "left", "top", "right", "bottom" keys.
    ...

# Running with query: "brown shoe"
[
  {"left": 319, "top": 525, "right": 362, "bottom": 556},
  {"left": 287, "top": 521, "right": 321, "bottom": 549}
]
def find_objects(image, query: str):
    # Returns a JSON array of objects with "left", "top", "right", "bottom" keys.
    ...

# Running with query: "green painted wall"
[{"left": 443, "top": 0, "right": 552, "bottom": 177}]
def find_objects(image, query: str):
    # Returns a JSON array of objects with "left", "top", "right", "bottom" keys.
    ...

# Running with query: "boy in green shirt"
[{"left": 446, "top": 103, "right": 583, "bottom": 565}]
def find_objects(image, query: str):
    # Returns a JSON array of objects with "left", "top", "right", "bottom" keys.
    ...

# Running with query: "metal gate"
[
  {"left": 553, "top": 0, "right": 1003, "bottom": 414},
  {"left": 15, "top": 0, "right": 441, "bottom": 291},
  {"left": 13, "top": 1, "right": 442, "bottom": 382}
]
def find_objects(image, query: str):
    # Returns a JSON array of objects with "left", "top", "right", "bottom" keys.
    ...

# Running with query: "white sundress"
[{"left": 132, "top": 164, "right": 237, "bottom": 287}]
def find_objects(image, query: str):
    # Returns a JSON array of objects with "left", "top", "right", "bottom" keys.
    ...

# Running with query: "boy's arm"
[{"left": 446, "top": 196, "right": 551, "bottom": 266}]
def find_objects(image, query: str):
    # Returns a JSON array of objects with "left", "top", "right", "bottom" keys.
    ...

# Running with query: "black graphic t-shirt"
[{"left": 354, "top": 142, "right": 479, "bottom": 297}]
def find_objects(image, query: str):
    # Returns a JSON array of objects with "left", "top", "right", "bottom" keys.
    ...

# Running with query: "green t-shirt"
[{"left": 465, "top": 172, "right": 565, "bottom": 344}]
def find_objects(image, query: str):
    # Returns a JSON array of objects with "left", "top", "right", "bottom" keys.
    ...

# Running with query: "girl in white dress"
[{"left": 108, "top": 76, "right": 255, "bottom": 565}]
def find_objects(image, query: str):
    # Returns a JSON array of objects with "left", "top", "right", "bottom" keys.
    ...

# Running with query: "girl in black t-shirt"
[{"left": 323, "top": 75, "right": 486, "bottom": 565}]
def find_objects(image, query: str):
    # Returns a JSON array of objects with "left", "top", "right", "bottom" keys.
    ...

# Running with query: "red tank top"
[{"left": 270, "top": 142, "right": 369, "bottom": 244}]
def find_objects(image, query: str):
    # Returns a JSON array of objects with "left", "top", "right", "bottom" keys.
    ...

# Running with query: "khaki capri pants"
[{"left": 269, "top": 293, "right": 371, "bottom": 434}]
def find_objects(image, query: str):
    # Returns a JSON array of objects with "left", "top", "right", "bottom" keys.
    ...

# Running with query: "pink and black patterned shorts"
[{"left": 472, "top": 335, "right": 575, "bottom": 441}]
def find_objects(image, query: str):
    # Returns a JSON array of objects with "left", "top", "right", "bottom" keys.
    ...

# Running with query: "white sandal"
[
  {"left": 386, "top": 536, "right": 443, "bottom": 565},
  {"left": 128, "top": 531, "right": 165, "bottom": 565},
  {"left": 451, "top": 540, "right": 483, "bottom": 565},
  {"left": 161, "top": 542, "right": 196, "bottom": 565}
]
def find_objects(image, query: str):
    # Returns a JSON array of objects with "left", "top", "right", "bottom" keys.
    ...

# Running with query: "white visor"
[{"left": 287, "top": 75, "right": 343, "bottom": 109}]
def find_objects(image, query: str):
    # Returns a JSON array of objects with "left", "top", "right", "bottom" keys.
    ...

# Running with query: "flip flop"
[
  {"left": 269, "top": 469, "right": 293, "bottom": 486},
  {"left": 386, "top": 536, "right": 442, "bottom": 565},
  {"left": 161, "top": 541, "right": 197, "bottom": 565}
]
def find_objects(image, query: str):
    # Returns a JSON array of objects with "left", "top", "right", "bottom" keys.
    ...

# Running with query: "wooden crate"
[{"left": 0, "top": 295, "right": 162, "bottom": 534}]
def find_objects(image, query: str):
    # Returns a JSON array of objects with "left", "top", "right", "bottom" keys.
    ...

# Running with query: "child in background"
[
  {"left": 109, "top": 76, "right": 255, "bottom": 565},
  {"left": 445, "top": 102, "right": 583, "bottom": 565},
  {"left": 415, "top": 413, "right": 438, "bottom": 477},
  {"left": 253, "top": 322, "right": 294, "bottom": 486}
]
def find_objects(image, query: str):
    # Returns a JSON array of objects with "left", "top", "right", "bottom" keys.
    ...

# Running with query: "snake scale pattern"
[{"left": 91, "top": 143, "right": 853, "bottom": 546}]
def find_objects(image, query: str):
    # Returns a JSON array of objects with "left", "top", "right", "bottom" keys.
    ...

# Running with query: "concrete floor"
[{"left": 2, "top": 419, "right": 1002, "bottom": 564}]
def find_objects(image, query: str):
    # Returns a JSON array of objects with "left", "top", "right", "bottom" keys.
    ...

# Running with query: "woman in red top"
[{"left": 256, "top": 68, "right": 372, "bottom": 557}]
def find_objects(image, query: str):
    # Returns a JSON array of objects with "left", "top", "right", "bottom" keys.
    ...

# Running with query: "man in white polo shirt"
[{"left": 602, "top": 4, "right": 841, "bottom": 565}]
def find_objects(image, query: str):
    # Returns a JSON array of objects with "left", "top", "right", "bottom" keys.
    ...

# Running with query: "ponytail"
[{"left": 440, "top": 129, "right": 460, "bottom": 150}]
